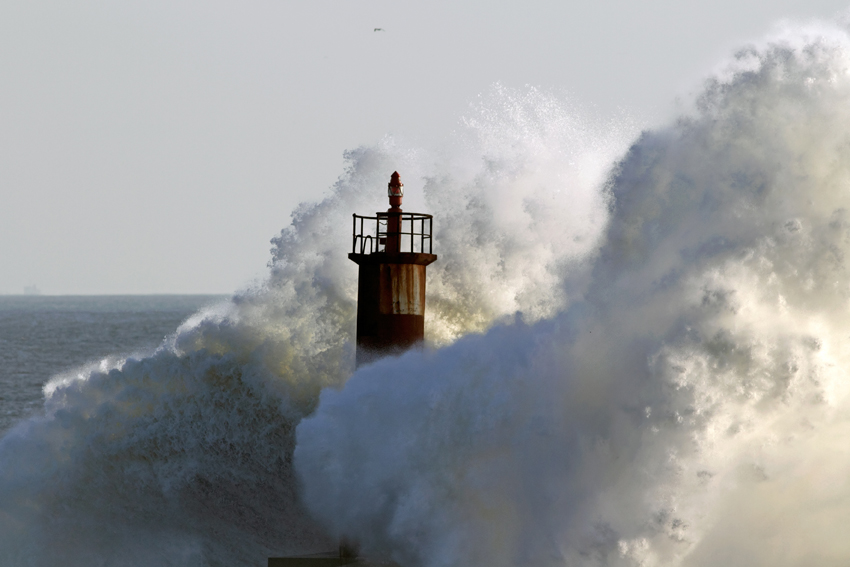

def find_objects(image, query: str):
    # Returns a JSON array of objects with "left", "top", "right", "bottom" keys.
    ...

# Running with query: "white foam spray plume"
[
  {"left": 295, "top": 21, "right": 850, "bottom": 567},
  {"left": 4, "top": 16, "right": 849, "bottom": 567},
  {"left": 0, "top": 84, "right": 625, "bottom": 566}
]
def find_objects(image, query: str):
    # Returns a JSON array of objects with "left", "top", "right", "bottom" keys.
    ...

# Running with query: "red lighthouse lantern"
[{"left": 388, "top": 171, "right": 403, "bottom": 209}]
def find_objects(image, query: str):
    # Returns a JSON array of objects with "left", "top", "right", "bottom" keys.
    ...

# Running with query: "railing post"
[{"left": 351, "top": 213, "right": 433, "bottom": 256}]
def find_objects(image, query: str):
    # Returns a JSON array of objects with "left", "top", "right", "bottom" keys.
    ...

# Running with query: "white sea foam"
[
  {"left": 0, "top": 83, "right": 626, "bottom": 566},
  {"left": 3, "top": 17, "right": 850, "bottom": 567},
  {"left": 296, "top": 20, "right": 850, "bottom": 567}
]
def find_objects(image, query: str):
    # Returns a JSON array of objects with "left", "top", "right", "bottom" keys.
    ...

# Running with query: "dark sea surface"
[{"left": 0, "top": 295, "right": 226, "bottom": 433}]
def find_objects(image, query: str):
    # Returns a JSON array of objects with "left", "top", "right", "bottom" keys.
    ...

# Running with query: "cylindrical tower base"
[{"left": 348, "top": 252, "right": 437, "bottom": 367}]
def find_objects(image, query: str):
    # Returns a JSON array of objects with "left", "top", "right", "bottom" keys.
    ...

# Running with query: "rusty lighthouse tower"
[{"left": 349, "top": 172, "right": 437, "bottom": 366}]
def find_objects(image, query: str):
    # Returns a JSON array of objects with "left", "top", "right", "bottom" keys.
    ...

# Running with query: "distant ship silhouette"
[{"left": 23, "top": 285, "right": 41, "bottom": 296}]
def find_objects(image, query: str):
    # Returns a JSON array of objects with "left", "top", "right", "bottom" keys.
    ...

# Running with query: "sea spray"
[
  {"left": 8, "top": 16, "right": 848, "bottom": 567},
  {"left": 295, "top": 21, "right": 850, "bottom": 567},
  {"left": 0, "top": 86, "right": 623, "bottom": 565},
  {"left": 423, "top": 85, "right": 631, "bottom": 340}
]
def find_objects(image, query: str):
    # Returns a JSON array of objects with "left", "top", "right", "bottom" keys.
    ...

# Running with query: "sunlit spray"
[
  {"left": 5, "top": 16, "right": 850, "bottom": 567},
  {"left": 0, "top": 83, "right": 624, "bottom": 566},
  {"left": 296, "top": 21, "right": 850, "bottom": 567}
]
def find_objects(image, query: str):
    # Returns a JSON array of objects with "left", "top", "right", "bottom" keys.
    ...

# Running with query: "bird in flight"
[{"left": 374, "top": 28, "right": 384, "bottom": 32}]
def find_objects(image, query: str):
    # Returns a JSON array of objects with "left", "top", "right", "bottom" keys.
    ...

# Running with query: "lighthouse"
[
  {"left": 349, "top": 171, "right": 437, "bottom": 367},
  {"left": 268, "top": 173, "right": 433, "bottom": 567}
]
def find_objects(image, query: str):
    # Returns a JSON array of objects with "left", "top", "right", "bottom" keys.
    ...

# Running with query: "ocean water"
[
  {"left": 5, "top": 15, "right": 850, "bottom": 567},
  {"left": 0, "top": 295, "right": 225, "bottom": 433}
]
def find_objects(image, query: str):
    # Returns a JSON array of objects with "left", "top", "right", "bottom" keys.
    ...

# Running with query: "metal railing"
[{"left": 352, "top": 212, "right": 433, "bottom": 255}]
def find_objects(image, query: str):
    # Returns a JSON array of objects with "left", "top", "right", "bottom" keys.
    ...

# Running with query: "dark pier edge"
[{"left": 268, "top": 554, "right": 401, "bottom": 567}]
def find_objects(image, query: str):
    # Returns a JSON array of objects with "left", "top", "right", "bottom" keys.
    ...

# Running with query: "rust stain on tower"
[{"left": 349, "top": 172, "right": 437, "bottom": 366}]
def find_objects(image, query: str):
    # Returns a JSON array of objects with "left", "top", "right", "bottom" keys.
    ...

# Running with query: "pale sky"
[{"left": 1, "top": 0, "right": 847, "bottom": 295}]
